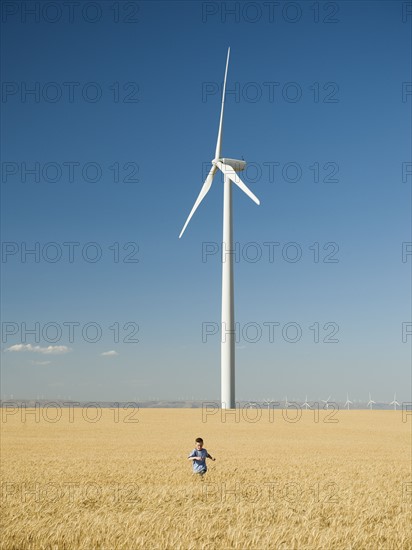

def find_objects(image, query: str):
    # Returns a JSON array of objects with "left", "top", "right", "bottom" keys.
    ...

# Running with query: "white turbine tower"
[
  {"left": 179, "top": 48, "right": 260, "bottom": 409},
  {"left": 284, "top": 396, "right": 290, "bottom": 408},
  {"left": 344, "top": 393, "right": 352, "bottom": 410},
  {"left": 390, "top": 393, "right": 400, "bottom": 410},
  {"left": 367, "top": 393, "right": 376, "bottom": 410},
  {"left": 302, "top": 396, "right": 311, "bottom": 409}
]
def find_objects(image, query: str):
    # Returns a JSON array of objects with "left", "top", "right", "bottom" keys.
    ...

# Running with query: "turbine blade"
[
  {"left": 216, "top": 161, "right": 260, "bottom": 205},
  {"left": 215, "top": 47, "right": 230, "bottom": 160},
  {"left": 179, "top": 164, "right": 217, "bottom": 238}
]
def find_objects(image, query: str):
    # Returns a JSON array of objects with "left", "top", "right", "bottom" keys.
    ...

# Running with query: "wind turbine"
[
  {"left": 263, "top": 398, "right": 276, "bottom": 410},
  {"left": 179, "top": 48, "right": 260, "bottom": 409},
  {"left": 367, "top": 393, "right": 376, "bottom": 410},
  {"left": 322, "top": 396, "right": 331, "bottom": 409},
  {"left": 344, "top": 393, "right": 352, "bottom": 410},
  {"left": 390, "top": 393, "right": 400, "bottom": 410},
  {"left": 302, "top": 396, "right": 311, "bottom": 409}
]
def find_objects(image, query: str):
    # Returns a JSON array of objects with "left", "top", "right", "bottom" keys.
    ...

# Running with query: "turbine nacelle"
[{"left": 213, "top": 158, "right": 246, "bottom": 172}]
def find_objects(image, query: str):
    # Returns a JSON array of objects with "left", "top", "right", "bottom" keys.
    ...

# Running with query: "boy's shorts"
[{"left": 195, "top": 469, "right": 207, "bottom": 476}]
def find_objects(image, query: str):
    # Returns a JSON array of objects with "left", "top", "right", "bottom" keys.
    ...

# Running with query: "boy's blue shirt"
[{"left": 188, "top": 448, "right": 208, "bottom": 472}]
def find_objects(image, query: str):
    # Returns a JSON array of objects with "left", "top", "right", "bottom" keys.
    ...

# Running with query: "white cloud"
[
  {"left": 101, "top": 350, "right": 118, "bottom": 356},
  {"left": 5, "top": 344, "right": 71, "bottom": 355}
]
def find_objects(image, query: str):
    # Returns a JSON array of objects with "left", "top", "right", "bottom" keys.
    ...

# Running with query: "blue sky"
[{"left": 1, "top": 0, "right": 411, "bottom": 403}]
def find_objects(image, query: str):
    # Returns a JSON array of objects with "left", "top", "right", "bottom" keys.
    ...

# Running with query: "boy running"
[{"left": 188, "top": 437, "right": 215, "bottom": 476}]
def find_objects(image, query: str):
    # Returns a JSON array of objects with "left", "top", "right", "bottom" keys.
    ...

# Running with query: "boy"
[{"left": 188, "top": 437, "right": 215, "bottom": 476}]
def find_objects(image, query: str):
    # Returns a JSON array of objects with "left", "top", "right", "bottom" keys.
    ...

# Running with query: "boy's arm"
[
  {"left": 188, "top": 451, "right": 201, "bottom": 461},
  {"left": 206, "top": 452, "right": 216, "bottom": 461}
]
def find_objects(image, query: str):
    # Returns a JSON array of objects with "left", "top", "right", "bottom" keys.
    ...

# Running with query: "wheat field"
[{"left": 1, "top": 405, "right": 411, "bottom": 549}]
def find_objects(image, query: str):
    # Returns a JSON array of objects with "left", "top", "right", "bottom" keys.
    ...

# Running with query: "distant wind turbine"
[
  {"left": 302, "top": 396, "right": 311, "bottom": 409},
  {"left": 179, "top": 48, "right": 260, "bottom": 410},
  {"left": 263, "top": 398, "right": 276, "bottom": 410},
  {"left": 344, "top": 393, "right": 352, "bottom": 410},
  {"left": 322, "top": 396, "right": 331, "bottom": 409},
  {"left": 367, "top": 393, "right": 376, "bottom": 410},
  {"left": 284, "top": 396, "right": 290, "bottom": 408},
  {"left": 390, "top": 393, "right": 400, "bottom": 410}
]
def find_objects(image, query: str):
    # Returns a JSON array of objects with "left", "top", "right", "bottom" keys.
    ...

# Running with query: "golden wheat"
[{"left": 1, "top": 406, "right": 411, "bottom": 549}]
